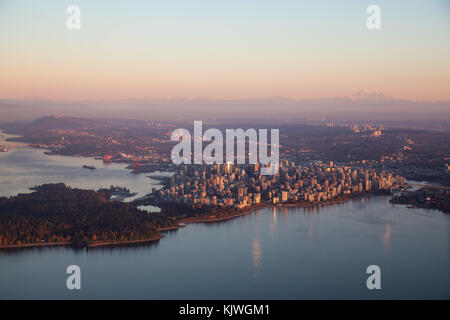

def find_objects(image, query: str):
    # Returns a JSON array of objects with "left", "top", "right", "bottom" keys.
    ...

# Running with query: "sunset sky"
[{"left": 0, "top": 0, "right": 449, "bottom": 101}]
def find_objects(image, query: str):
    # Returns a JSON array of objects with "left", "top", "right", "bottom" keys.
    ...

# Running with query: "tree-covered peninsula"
[{"left": 0, "top": 184, "right": 177, "bottom": 248}]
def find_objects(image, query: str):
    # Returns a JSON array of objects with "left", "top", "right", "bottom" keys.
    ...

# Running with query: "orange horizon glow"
[{"left": 1, "top": 1, "right": 449, "bottom": 102}]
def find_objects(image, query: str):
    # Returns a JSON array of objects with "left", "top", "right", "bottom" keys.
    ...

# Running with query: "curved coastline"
[
  {"left": 0, "top": 131, "right": 434, "bottom": 250},
  {"left": 0, "top": 226, "right": 184, "bottom": 250},
  {"left": 0, "top": 194, "right": 382, "bottom": 250},
  {"left": 178, "top": 192, "right": 386, "bottom": 225}
]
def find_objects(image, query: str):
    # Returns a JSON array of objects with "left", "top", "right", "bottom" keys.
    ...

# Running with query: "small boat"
[{"left": 82, "top": 165, "right": 96, "bottom": 170}]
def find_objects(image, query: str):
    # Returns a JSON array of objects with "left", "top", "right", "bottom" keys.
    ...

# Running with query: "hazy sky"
[{"left": 0, "top": 0, "right": 449, "bottom": 101}]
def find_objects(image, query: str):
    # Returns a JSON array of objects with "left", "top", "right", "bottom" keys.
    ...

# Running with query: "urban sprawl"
[{"left": 155, "top": 161, "right": 405, "bottom": 209}]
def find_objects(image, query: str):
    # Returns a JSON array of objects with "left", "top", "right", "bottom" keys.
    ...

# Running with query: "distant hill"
[
  {"left": 25, "top": 115, "right": 106, "bottom": 133},
  {"left": 1, "top": 98, "right": 449, "bottom": 125},
  {"left": 0, "top": 115, "right": 109, "bottom": 136}
]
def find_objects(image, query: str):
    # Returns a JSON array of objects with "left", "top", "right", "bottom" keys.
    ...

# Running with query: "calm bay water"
[
  {"left": 0, "top": 132, "right": 449, "bottom": 299},
  {"left": 0, "top": 132, "right": 168, "bottom": 201}
]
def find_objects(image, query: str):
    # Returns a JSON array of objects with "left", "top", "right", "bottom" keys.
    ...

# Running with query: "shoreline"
[
  {"left": 1, "top": 130, "right": 445, "bottom": 251},
  {"left": 0, "top": 194, "right": 381, "bottom": 250},
  {"left": 0, "top": 225, "right": 185, "bottom": 250},
  {"left": 0, "top": 241, "right": 71, "bottom": 249},
  {"left": 177, "top": 192, "right": 385, "bottom": 225}
]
